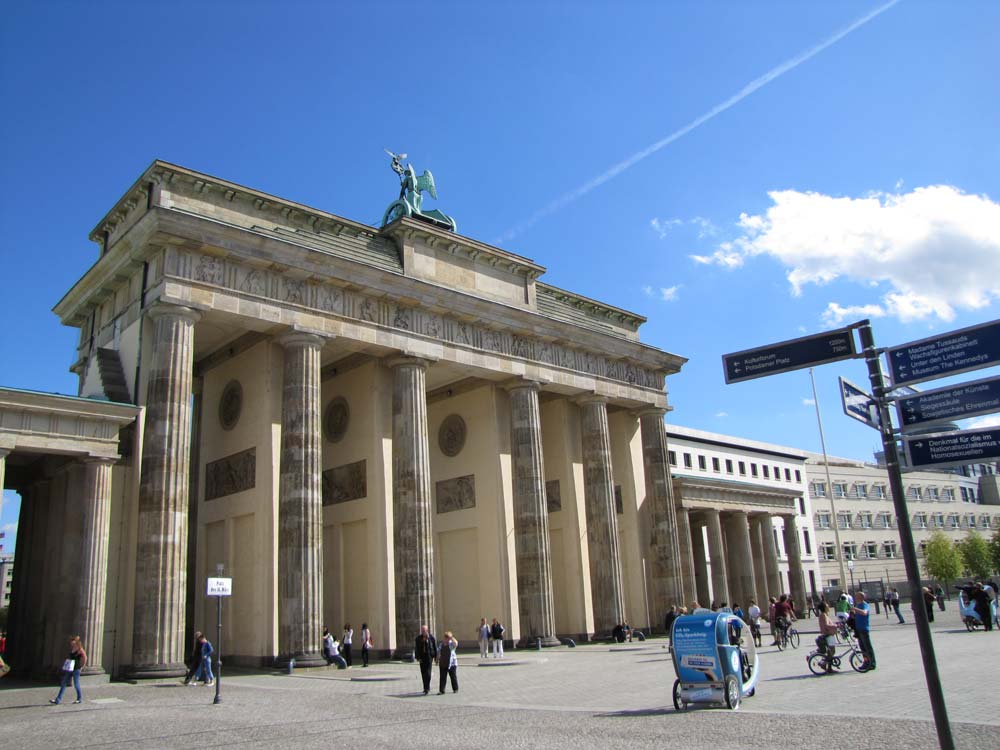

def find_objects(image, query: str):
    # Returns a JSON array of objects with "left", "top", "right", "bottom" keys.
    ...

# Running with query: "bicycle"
[
  {"left": 806, "top": 634, "right": 867, "bottom": 674},
  {"left": 775, "top": 622, "right": 800, "bottom": 651}
]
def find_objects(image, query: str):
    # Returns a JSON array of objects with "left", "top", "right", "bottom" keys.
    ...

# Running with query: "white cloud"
[
  {"left": 650, "top": 217, "right": 682, "bottom": 238},
  {"left": 660, "top": 285, "right": 681, "bottom": 302},
  {"left": 715, "top": 411, "right": 729, "bottom": 418},
  {"left": 802, "top": 398, "right": 816, "bottom": 406},
  {"left": 692, "top": 216, "right": 719, "bottom": 238},
  {"left": 963, "top": 414, "right": 1000, "bottom": 430},
  {"left": 700, "top": 186, "right": 1000, "bottom": 323},
  {"left": 642, "top": 285, "right": 654, "bottom": 297}
]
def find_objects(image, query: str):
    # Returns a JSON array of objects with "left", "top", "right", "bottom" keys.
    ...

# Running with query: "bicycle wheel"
[
  {"left": 789, "top": 629, "right": 801, "bottom": 649},
  {"left": 807, "top": 652, "right": 827, "bottom": 675},
  {"left": 849, "top": 650, "right": 867, "bottom": 672},
  {"left": 776, "top": 633, "right": 786, "bottom": 651}
]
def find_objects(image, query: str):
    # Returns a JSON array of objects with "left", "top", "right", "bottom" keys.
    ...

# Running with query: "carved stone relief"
[
  {"left": 436, "top": 474, "right": 476, "bottom": 514},
  {"left": 323, "top": 397, "right": 350, "bottom": 443},
  {"left": 205, "top": 447, "right": 256, "bottom": 501},
  {"left": 322, "top": 459, "right": 367, "bottom": 505},
  {"left": 218, "top": 380, "right": 243, "bottom": 431},
  {"left": 438, "top": 414, "right": 466, "bottom": 457}
]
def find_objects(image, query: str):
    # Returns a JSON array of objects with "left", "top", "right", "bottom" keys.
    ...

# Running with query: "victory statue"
[{"left": 381, "top": 150, "right": 457, "bottom": 232}]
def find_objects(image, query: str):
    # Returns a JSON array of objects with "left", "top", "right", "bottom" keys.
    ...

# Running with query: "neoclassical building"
[{"left": 3, "top": 160, "right": 691, "bottom": 677}]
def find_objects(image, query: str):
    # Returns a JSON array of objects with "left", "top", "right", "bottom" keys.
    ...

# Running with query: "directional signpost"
[
  {"left": 887, "top": 318, "right": 1000, "bottom": 386},
  {"left": 839, "top": 376, "right": 880, "bottom": 430},
  {"left": 723, "top": 327, "right": 857, "bottom": 384},
  {"left": 897, "top": 375, "right": 1000, "bottom": 430},
  {"left": 905, "top": 427, "right": 1000, "bottom": 470}
]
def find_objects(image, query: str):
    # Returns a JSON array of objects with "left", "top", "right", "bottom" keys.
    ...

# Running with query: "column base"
[
  {"left": 128, "top": 662, "right": 187, "bottom": 680},
  {"left": 393, "top": 648, "right": 416, "bottom": 662},
  {"left": 516, "top": 635, "right": 562, "bottom": 649},
  {"left": 275, "top": 653, "right": 327, "bottom": 670}
]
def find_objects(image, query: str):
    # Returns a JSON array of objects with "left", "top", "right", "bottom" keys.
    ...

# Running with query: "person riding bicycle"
[
  {"left": 834, "top": 593, "right": 853, "bottom": 635},
  {"left": 816, "top": 602, "right": 839, "bottom": 673},
  {"left": 747, "top": 600, "right": 762, "bottom": 645},
  {"left": 771, "top": 594, "right": 794, "bottom": 645}
]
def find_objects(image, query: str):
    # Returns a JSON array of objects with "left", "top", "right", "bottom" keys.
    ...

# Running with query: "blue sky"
[{"left": 2, "top": 1, "right": 999, "bottom": 541}]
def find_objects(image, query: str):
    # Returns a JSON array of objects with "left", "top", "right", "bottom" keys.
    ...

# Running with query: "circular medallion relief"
[
  {"left": 323, "top": 397, "right": 350, "bottom": 443},
  {"left": 218, "top": 380, "right": 243, "bottom": 431},
  {"left": 438, "top": 414, "right": 467, "bottom": 457}
]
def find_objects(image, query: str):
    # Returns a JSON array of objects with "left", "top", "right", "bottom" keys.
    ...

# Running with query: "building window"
[
  {"left": 725, "top": 459, "right": 734, "bottom": 474},
  {"left": 863, "top": 541, "right": 878, "bottom": 559},
  {"left": 683, "top": 453, "right": 692, "bottom": 469},
  {"left": 967, "top": 514, "right": 977, "bottom": 528},
  {"left": 919, "top": 540, "right": 929, "bottom": 556},
  {"left": 859, "top": 512, "right": 872, "bottom": 529},
  {"left": 876, "top": 512, "right": 891, "bottom": 529},
  {"left": 712, "top": 457, "right": 721, "bottom": 472},
  {"left": 843, "top": 542, "right": 858, "bottom": 561},
  {"left": 773, "top": 465, "right": 780, "bottom": 480},
  {"left": 751, "top": 463, "right": 759, "bottom": 478},
  {"left": 927, "top": 487, "right": 939, "bottom": 500},
  {"left": 907, "top": 486, "right": 922, "bottom": 500},
  {"left": 948, "top": 514, "right": 959, "bottom": 529},
  {"left": 802, "top": 529, "right": 812, "bottom": 555},
  {"left": 668, "top": 450, "right": 676, "bottom": 466},
  {"left": 855, "top": 483, "right": 868, "bottom": 498},
  {"left": 837, "top": 512, "right": 851, "bottom": 529},
  {"left": 913, "top": 512, "right": 928, "bottom": 529},
  {"left": 942, "top": 488, "right": 954, "bottom": 501},
  {"left": 816, "top": 512, "right": 831, "bottom": 529},
  {"left": 762, "top": 465, "right": 770, "bottom": 479},
  {"left": 812, "top": 482, "right": 827, "bottom": 497},
  {"left": 820, "top": 542, "right": 837, "bottom": 561},
  {"left": 795, "top": 469, "right": 802, "bottom": 482},
  {"left": 873, "top": 485, "right": 886, "bottom": 499},
  {"left": 883, "top": 542, "right": 898, "bottom": 558},
  {"left": 785, "top": 468, "right": 792, "bottom": 481},
  {"left": 698, "top": 455, "right": 707, "bottom": 471},
  {"left": 798, "top": 497, "right": 806, "bottom": 515},
  {"left": 833, "top": 482, "right": 848, "bottom": 498},
  {"left": 980, "top": 514, "right": 991, "bottom": 528},
  {"left": 960, "top": 487, "right": 969, "bottom": 502},
  {"left": 738, "top": 461, "right": 746, "bottom": 476}
]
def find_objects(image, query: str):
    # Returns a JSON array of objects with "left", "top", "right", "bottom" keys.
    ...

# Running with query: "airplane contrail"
[{"left": 498, "top": 0, "right": 902, "bottom": 244}]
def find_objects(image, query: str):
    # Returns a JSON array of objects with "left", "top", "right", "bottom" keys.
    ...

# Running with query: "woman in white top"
[
  {"left": 342, "top": 624, "right": 354, "bottom": 667},
  {"left": 360, "top": 623, "right": 373, "bottom": 668}
]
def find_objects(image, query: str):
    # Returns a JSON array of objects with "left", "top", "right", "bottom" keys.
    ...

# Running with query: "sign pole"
[
  {"left": 858, "top": 320, "right": 953, "bottom": 750},
  {"left": 809, "top": 368, "right": 849, "bottom": 590}
]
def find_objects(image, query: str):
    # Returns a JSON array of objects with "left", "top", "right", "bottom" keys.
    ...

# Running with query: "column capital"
[
  {"left": 83, "top": 455, "right": 119, "bottom": 467},
  {"left": 574, "top": 392, "right": 608, "bottom": 407},
  {"left": 502, "top": 377, "right": 545, "bottom": 393},
  {"left": 277, "top": 329, "right": 327, "bottom": 350},
  {"left": 386, "top": 354, "right": 435, "bottom": 370},
  {"left": 144, "top": 302, "right": 201, "bottom": 325},
  {"left": 635, "top": 406, "right": 667, "bottom": 419}
]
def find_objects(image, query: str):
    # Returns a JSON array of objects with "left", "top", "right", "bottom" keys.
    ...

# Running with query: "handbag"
[{"left": 62, "top": 659, "right": 75, "bottom": 672}]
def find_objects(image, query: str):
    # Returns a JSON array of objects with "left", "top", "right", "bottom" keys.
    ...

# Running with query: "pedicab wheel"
[
  {"left": 672, "top": 679, "right": 686, "bottom": 711},
  {"left": 807, "top": 652, "right": 827, "bottom": 675},
  {"left": 789, "top": 629, "right": 801, "bottom": 649},
  {"left": 724, "top": 675, "right": 741, "bottom": 710},
  {"left": 849, "top": 651, "right": 867, "bottom": 673}
]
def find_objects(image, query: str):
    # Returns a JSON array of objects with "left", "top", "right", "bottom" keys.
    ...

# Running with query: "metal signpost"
[
  {"left": 886, "top": 318, "right": 1000, "bottom": 387},
  {"left": 206, "top": 574, "right": 232, "bottom": 705},
  {"left": 904, "top": 427, "right": 1000, "bottom": 470},
  {"left": 722, "top": 327, "right": 857, "bottom": 384},
  {"left": 839, "top": 376, "right": 881, "bottom": 430},
  {"left": 896, "top": 375, "right": 1000, "bottom": 430}
]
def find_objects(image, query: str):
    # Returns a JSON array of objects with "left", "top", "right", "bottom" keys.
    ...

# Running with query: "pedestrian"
[
  {"left": 891, "top": 588, "right": 904, "bottom": 624},
  {"left": 361, "top": 623, "right": 373, "bottom": 667},
  {"left": 415, "top": 624, "right": 437, "bottom": 695},
  {"left": 922, "top": 587, "right": 935, "bottom": 623},
  {"left": 342, "top": 623, "right": 354, "bottom": 666},
  {"left": 438, "top": 631, "right": 459, "bottom": 694},
  {"left": 663, "top": 605, "right": 679, "bottom": 640},
  {"left": 883, "top": 590, "right": 892, "bottom": 619},
  {"left": 49, "top": 635, "right": 87, "bottom": 704},
  {"left": 972, "top": 583, "right": 993, "bottom": 632},
  {"left": 490, "top": 618, "right": 505, "bottom": 658},
  {"left": 851, "top": 592, "right": 875, "bottom": 671},
  {"left": 182, "top": 631, "right": 202, "bottom": 684},
  {"left": 190, "top": 632, "right": 215, "bottom": 686},
  {"left": 477, "top": 618, "right": 490, "bottom": 659},
  {"left": 322, "top": 627, "right": 337, "bottom": 665},
  {"left": 935, "top": 585, "right": 946, "bottom": 612}
]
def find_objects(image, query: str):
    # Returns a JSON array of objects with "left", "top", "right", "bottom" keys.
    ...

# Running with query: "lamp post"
[
  {"left": 214, "top": 563, "right": 224, "bottom": 705},
  {"left": 848, "top": 559, "right": 856, "bottom": 594}
]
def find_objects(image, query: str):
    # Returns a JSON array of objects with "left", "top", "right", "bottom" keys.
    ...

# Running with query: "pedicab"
[
  {"left": 670, "top": 609, "right": 760, "bottom": 711},
  {"left": 958, "top": 587, "right": 998, "bottom": 631}
]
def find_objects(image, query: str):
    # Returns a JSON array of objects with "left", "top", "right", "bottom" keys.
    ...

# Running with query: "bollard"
[
  {"left": 536, "top": 637, "right": 542, "bottom": 651},
  {"left": 287, "top": 658, "right": 295, "bottom": 675}
]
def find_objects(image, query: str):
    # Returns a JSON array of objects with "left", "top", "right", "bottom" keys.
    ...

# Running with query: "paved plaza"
[{"left": 2, "top": 614, "right": 998, "bottom": 749}]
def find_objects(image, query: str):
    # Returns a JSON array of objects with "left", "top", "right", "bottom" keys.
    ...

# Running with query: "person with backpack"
[{"left": 490, "top": 618, "right": 505, "bottom": 658}]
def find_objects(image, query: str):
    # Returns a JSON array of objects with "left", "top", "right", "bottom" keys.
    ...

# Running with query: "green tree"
[
  {"left": 923, "top": 531, "right": 962, "bottom": 581},
  {"left": 990, "top": 529, "right": 1000, "bottom": 575},
  {"left": 956, "top": 530, "right": 993, "bottom": 579}
]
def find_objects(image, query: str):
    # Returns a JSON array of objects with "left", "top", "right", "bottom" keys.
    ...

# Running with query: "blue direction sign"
[
  {"left": 905, "top": 427, "right": 1000, "bottom": 469},
  {"left": 887, "top": 318, "right": 1000, "bottom": 387},
  {"left": 723, "top": 328, "right": 857, "bottom": 384},
  {"left": 897, "top": 375, "right": 1000, "bottom": 431},
  {"left": 839, "top": 377, "right": 881, "bottom": 430}
]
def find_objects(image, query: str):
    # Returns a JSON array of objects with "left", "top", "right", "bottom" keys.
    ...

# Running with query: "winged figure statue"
[{"left": 381, "top": 149, "right": 456, "bottom": 232}]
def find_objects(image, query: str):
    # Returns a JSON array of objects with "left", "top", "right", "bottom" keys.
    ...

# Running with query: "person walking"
[
  {"left": 922, "top": 587, "right": 936, "bottom": 623},
  {"left": 490, "top": 618, "right": 505, "bottom": 658},
  {"left": 50, "top": 635, "right": 87, "bottom": 704},
  {"left": 935, "top": 584, "right": 946, "bottom": 612},
  {"left": 190, "top": 632, "right": 215, "bottom": 686},
  {"left": 477, "top": 618, "right": 490, "bottom": 659},
  {"left": 415, "top": 625, "right": 437, "bottom": 695},
  {"left": 851, "top": 592, "right": 876, "bottom": 671},
  {"left": 342, "top": 624, "right": 354, "bottom": 667},
  {"left": 972, "top": 583, "right": 993, "bottom": 632},
  {"left": 182, "top": 631, "right": 202, "bottom": 684},
  {"left": 361, "top": 623, "right": 373, "bottom": 667},
  {"left": 438, "top": 631, "right": 459, "bottom": 694},
  {"left": 890, "top": 588, "right": 904, "bottom": 624}
]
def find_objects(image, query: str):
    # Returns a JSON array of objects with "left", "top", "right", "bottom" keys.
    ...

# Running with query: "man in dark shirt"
[
  {"left": 771, "top": 595, "right": 793, "bottom": 645},
  {"left": 414, "top": 624, "right": 438, "bottom": 695}
]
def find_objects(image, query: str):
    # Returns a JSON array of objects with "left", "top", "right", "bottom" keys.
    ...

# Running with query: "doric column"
[
  {"left": 77, "top": 457, "right": 116, "bottom": 674},
  {"left": 45, "top": 470, "right": 71, "bottom": 670},
  {"left": 637, "top": 408, "right": 683, "bottom": 619},
  {"left": 759, "top": 512, "right": 782, "bottom": 599},
  {"left": 506, "top": 380, "right": 558, "bottom": 646},
  {"left": 29, "top": 479, "right": 53, "bottom": 672},
  {"left": 749, "top": 515, "right": 770, "bottom": 605},
  {"left": 391, "top": 356, "right": 435, "bottom": 657},
  {"left": 675, "top": 506, "right": 697, "bottom": 608},
  {"left": 578, "top": 396, "right": 625, "bottom": 636},
  {"left": 132, "top": 304, "right": 199, "bottom": 678},
  {"left": 781, "top": 514, "right": 807, "bottom": 613},
  {"left": 726, "top": 510, "right": 757, "bottom": 609},
  {"left": 690, "top": 517, "right": 711, "bottom": 608},
  {"left": 704, "top": 509, "right": 728, "bottom": 607},
  {"left": 278, "top": 331, "right": 326, "bottom": 667}
]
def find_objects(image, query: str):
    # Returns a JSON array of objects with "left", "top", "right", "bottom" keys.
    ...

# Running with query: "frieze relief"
[
  {"left": 322, "top": 459, "right": 367, "bottom": 505},
  {"left": 436, "top": 474, "right": 476, "bottom": 514},
  {"left": 169, "top": 248, "right": 662, "bottom": 389},
  {"left": 205, "top": 447, "right": 256, "bottom": 501}
]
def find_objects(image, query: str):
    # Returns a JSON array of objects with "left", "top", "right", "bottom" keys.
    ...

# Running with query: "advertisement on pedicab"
[{"left": 672, "top": 615, "right": 722, "bottom": 683}]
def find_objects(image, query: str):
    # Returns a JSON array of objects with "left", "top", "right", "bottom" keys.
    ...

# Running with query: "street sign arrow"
[
  {"left": 897, "top": 374, "right": 1000, "bottom": 431},
  {"left": 722, "top": 327, "right": 857, "bottom": 384},
  {"left": 904, "top": 426, "right": 1000, "bottom": 470},
  {"left": 839, "top": 376, "right": 881, "bottom": 430},
  {"left": 887, "top": 318, "right": 1000, "bottom": 387}
]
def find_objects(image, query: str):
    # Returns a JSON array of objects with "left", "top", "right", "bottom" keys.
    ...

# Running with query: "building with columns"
[
  {"left": 2, "top": 161, "right": 690, "bottom": 677},
  {"left": 665, "top": 425, "right": 822, "bottom": 610}
]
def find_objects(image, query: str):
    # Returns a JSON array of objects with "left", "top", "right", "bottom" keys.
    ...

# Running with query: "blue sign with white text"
[{"left": 887, "top": 319, "right": 1000, "bottom": 386}]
